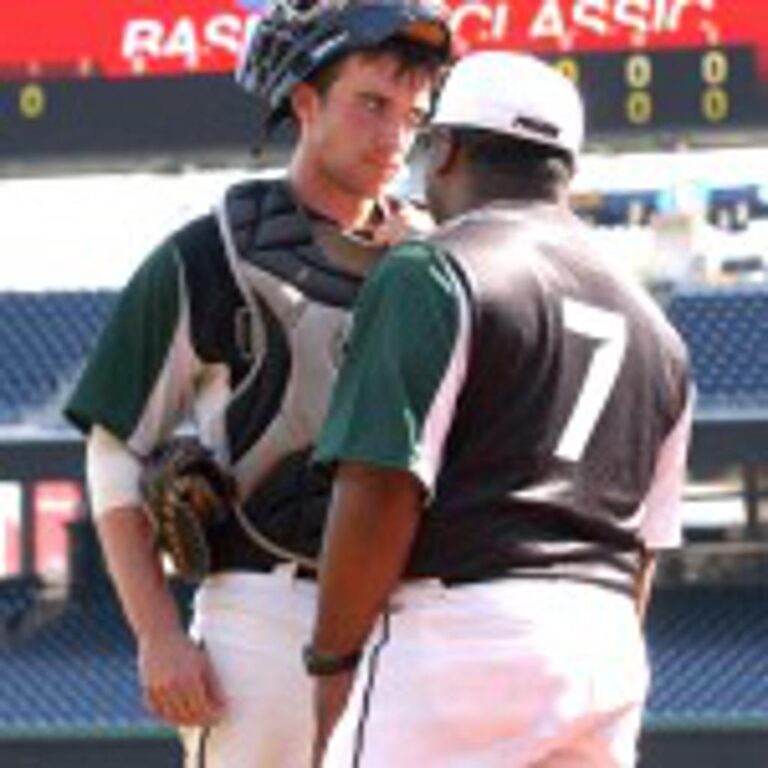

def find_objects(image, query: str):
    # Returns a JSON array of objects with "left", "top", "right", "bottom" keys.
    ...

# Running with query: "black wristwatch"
[{"left": 302, "top": 643, "right": 362, "bottom": 677}]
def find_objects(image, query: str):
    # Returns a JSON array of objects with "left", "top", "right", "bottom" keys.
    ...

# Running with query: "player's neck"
[
  {"left": 452, "top": 185, "right": 568, "bottom": 220},
  {"left": 288, "top": 158, "right": 376, "bottom": 232}
]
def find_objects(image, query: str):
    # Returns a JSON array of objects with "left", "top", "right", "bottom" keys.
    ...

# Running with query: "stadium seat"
[
  {"left": 0, "top": 573, "right": 193, "bottom": 733},
  {"left": 646, "top": 585, "right": 768, "bottom": 729},
  {"left": 665, "top": 285, "right": 768, "bottom": 411},
  {"left": 0, "top": 290, "right": 117, "bottom": 425},
  {"left": 0, "top": 576, "right": 43, "bottom": 644}
]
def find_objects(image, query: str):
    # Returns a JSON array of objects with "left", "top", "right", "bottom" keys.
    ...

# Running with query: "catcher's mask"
[{"left": 236, "top": 0, "right": 452, "bottom": 150}]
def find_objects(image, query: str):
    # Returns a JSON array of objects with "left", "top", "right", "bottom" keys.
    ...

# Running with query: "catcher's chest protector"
[{"left": 215, "top": 179, "right": 384, "bottom": 498}]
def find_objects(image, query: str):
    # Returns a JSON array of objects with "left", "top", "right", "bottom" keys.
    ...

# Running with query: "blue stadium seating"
[
  {"left": 0, "top": 577, "right": 150, "bottom": 732},
  {"left": 0, "top": 576, "right": 42, "bottom": 636},
  {"left": 0, "top": 578, "right": 764, "bottom": 734},
  {"left": 665, "top": 285, "right": 768, "bottom": 411},
  {"left": 0, "top": 291, "right": 116, "bottom": 425},
  {"left": 1, "top": 282, "right": 766, "bottom": 425},
  {"left": 646, "top": 585, "right": 768, "bottom": 729},
  {"left": 0, "top": 575, "right": 194, "bottom": 734},
  {"left": 573, "top": 184, "right": 767, "bottom": 231}
]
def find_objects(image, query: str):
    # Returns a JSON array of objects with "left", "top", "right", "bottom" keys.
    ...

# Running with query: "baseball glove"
[{"left": 140, "top": 437, "right": 236, "bottom": 583}]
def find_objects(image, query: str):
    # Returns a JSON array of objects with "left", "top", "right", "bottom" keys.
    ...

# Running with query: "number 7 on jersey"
[{"left": 555, "top": 298, "right": 628, "bottom": 462}]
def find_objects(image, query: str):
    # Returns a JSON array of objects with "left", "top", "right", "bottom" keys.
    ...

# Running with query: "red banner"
[
  {"left": 0, "top": 0, "right": 257, "bottom": 78},
  {"left": 447, "top": 1, "right": 763, "bottom": 53},
  {"left": 2, "top": 1, "right": 768, "bottom": 79}
]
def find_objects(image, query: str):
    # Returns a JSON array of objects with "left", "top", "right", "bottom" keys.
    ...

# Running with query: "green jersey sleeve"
[
  {"left": 314, "top": 241, "right": 472, "bottom": 493},
  {"left": 64, "top": 239, "right": 200, "bottom": 454}
]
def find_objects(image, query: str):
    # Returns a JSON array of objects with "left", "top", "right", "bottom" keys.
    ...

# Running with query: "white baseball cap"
[{"left": 432, "top": 51, "right": 585, "bottom": 159}]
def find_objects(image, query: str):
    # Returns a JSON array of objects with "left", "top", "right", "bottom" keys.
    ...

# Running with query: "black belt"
[
  {"left": 208, "top": 515, "right": 318, "bottom": 580},
  {"left": 434, "top": 569, "right": 635, "bottom": 597},
  {"left": 208, "top": 565, "right": 631, "bottom": 596},
  {"left": 209, "top": 545, "right": 317, "bottom": 581},
  {"left": 211, "top": 561, "right": 317, "bottom": 581}
]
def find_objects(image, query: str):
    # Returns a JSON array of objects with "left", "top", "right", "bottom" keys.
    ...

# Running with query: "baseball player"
[
  {"left": 308, "top": 51, "right": 692, "bottom": 767},
  {"left": 63, "top": 1, "right": 451, "bottom": 766}
]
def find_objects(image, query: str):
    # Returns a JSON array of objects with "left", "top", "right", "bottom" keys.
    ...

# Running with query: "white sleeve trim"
[
  {"left": 638, "top": 391, "right": 694, "bottom": 550},
  {"left": 127, "top": 257, "right": 201, "bottom": 456},
  {"left": 412, "top": 267, "right": 472, "bottom": 494},
  {"left": 86, "top": 425, "right": 144, "bottom": 519}
]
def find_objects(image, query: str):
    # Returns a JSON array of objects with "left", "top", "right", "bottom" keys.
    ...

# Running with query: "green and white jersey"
[
  {"left": 315, "top": 240, "right": 472, "bottom": 493},
  {"left": 66, "top": 179, "right": 373, "bottom": 501},
  {"left": 66, "top": 217, "right": 235, "bottom": 455}
]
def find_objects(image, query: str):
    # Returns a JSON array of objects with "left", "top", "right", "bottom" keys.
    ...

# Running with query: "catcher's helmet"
[{"left": 237, "top": 0, "right": 452, "bottom": 143}]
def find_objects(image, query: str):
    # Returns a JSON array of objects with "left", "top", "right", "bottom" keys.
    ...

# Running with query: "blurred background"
[{"left": 1, "top": 1, "right": 767, "bottom": 766}]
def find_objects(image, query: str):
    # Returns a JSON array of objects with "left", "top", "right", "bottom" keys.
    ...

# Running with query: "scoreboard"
[
  {"left": 1, "top": 0, "right": 768, "bottom": 167},
  {"left": 447, "top": 0, "right": 768, "bottom": 139},
  {"left": 546, "top": 46, "right": 758, "bottom": 137}
]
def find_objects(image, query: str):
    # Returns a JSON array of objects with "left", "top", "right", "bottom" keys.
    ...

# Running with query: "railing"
[{"left": 0, "top": 424, "right": 764, "bottom": 584}]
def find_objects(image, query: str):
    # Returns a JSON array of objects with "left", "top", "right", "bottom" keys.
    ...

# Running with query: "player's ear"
[
  {"left": 291, "top": 82, "right": 320, "bottom": 126},
  {"left": 428, "top": 127, "right": 460, "bottom": 177}
]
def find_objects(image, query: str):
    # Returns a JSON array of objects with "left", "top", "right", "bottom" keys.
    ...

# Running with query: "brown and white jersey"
[{"left": 316, "top": 200, "right": 691, "bottom": 588}]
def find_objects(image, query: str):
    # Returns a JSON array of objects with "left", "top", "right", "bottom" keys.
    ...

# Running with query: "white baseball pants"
[
  {"left": 180, "top": 567, "right": 317, "bottom": 768},
  {"left": 323, "top": 578, "right": 649, "bottom": 768}
]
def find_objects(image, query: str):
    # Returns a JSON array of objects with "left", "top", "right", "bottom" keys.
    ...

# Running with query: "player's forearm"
[
  {"left": 311, "top": 463, "right": 422, "bottom": 656},
  {"left": 310, "top": 464, "right": 421, "bottom": 762},
  {"left": 96, "top": 508, "right": 182, "bottom": 641},
  {"left": 635, "top": 550, "right": 657, "bottom": 623},
  {"left": 87, "top": 426, "right": 182, "bottom": 639}
]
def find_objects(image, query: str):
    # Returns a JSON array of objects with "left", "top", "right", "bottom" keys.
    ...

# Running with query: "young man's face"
[{"left": 298, "top": 51, "right": 435, "bottom": 199}]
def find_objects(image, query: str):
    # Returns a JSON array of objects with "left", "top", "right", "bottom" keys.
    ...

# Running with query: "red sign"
[
  {"left": 0, "top": 487, "right": 21, "bottom": 577},
  {"left": 0, "top": 481, "right": 81, "bottom": 576},
  {"left": 447, "top": 1, "right": 767, "bottom": 81},
  {"left": 33, "top": 481, "right": 82, "bottom": 577},
  {"left": 0, "top": 1, "right": 259, "bottom": 78},
  {"left": 1, "top": 1, "right": 768, "bottom": 79}
]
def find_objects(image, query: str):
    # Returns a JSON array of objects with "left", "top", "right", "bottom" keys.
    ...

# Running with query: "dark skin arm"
[
  {"left": 635, "top": 549, "right": 657, "bottom": 624},
  {"left": 310, "top": 462, "right": 422, "bottom": 767}
]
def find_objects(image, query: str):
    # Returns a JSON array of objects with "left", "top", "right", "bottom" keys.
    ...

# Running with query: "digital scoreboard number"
[
  {"left": 1, "top": 1, "right": 767, "bottom": 167},
  {"left": 548, "top": 46, "right": 760, "bottom": 136},
  {"left": 1, "top": 75, "right": 257, "bottom": 165}
]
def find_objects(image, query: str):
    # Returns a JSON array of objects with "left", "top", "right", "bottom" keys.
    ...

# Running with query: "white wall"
[
  {"left": 0, "top": 169, "right": 253, "bottom": 290},
  {"left": 3, "top": 145, "right": 768, "bottom": 290}
]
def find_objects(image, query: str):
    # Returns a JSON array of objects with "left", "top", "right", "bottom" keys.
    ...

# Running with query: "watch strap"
[{"left": 302, "top": 644, "right": 362, "bottom": 677}]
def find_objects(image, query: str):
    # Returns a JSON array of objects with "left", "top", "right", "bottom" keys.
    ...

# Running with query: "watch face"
[{"left": 303, "top": 643, "right": 362, "bottom": 676}]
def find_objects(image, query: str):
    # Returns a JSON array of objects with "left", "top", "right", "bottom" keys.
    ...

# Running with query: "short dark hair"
[
  {"left": 453, "top": 128, "right": 574, "bottom": 200},
  {"left": 309, "top": 35, "right": 447, "bottom": 100}
]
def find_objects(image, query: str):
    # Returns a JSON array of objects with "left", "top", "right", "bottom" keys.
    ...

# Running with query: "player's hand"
[
  {"left": 138, "top": 630, "right": 226, "bottom": 726},
  {"left": 311, "top": 671, "right": 355, "bottom": 768}
]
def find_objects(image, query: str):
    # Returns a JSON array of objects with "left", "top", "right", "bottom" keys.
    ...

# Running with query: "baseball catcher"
[{"left": 65, "top": 2, "right": 452, "bottom": 764}]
